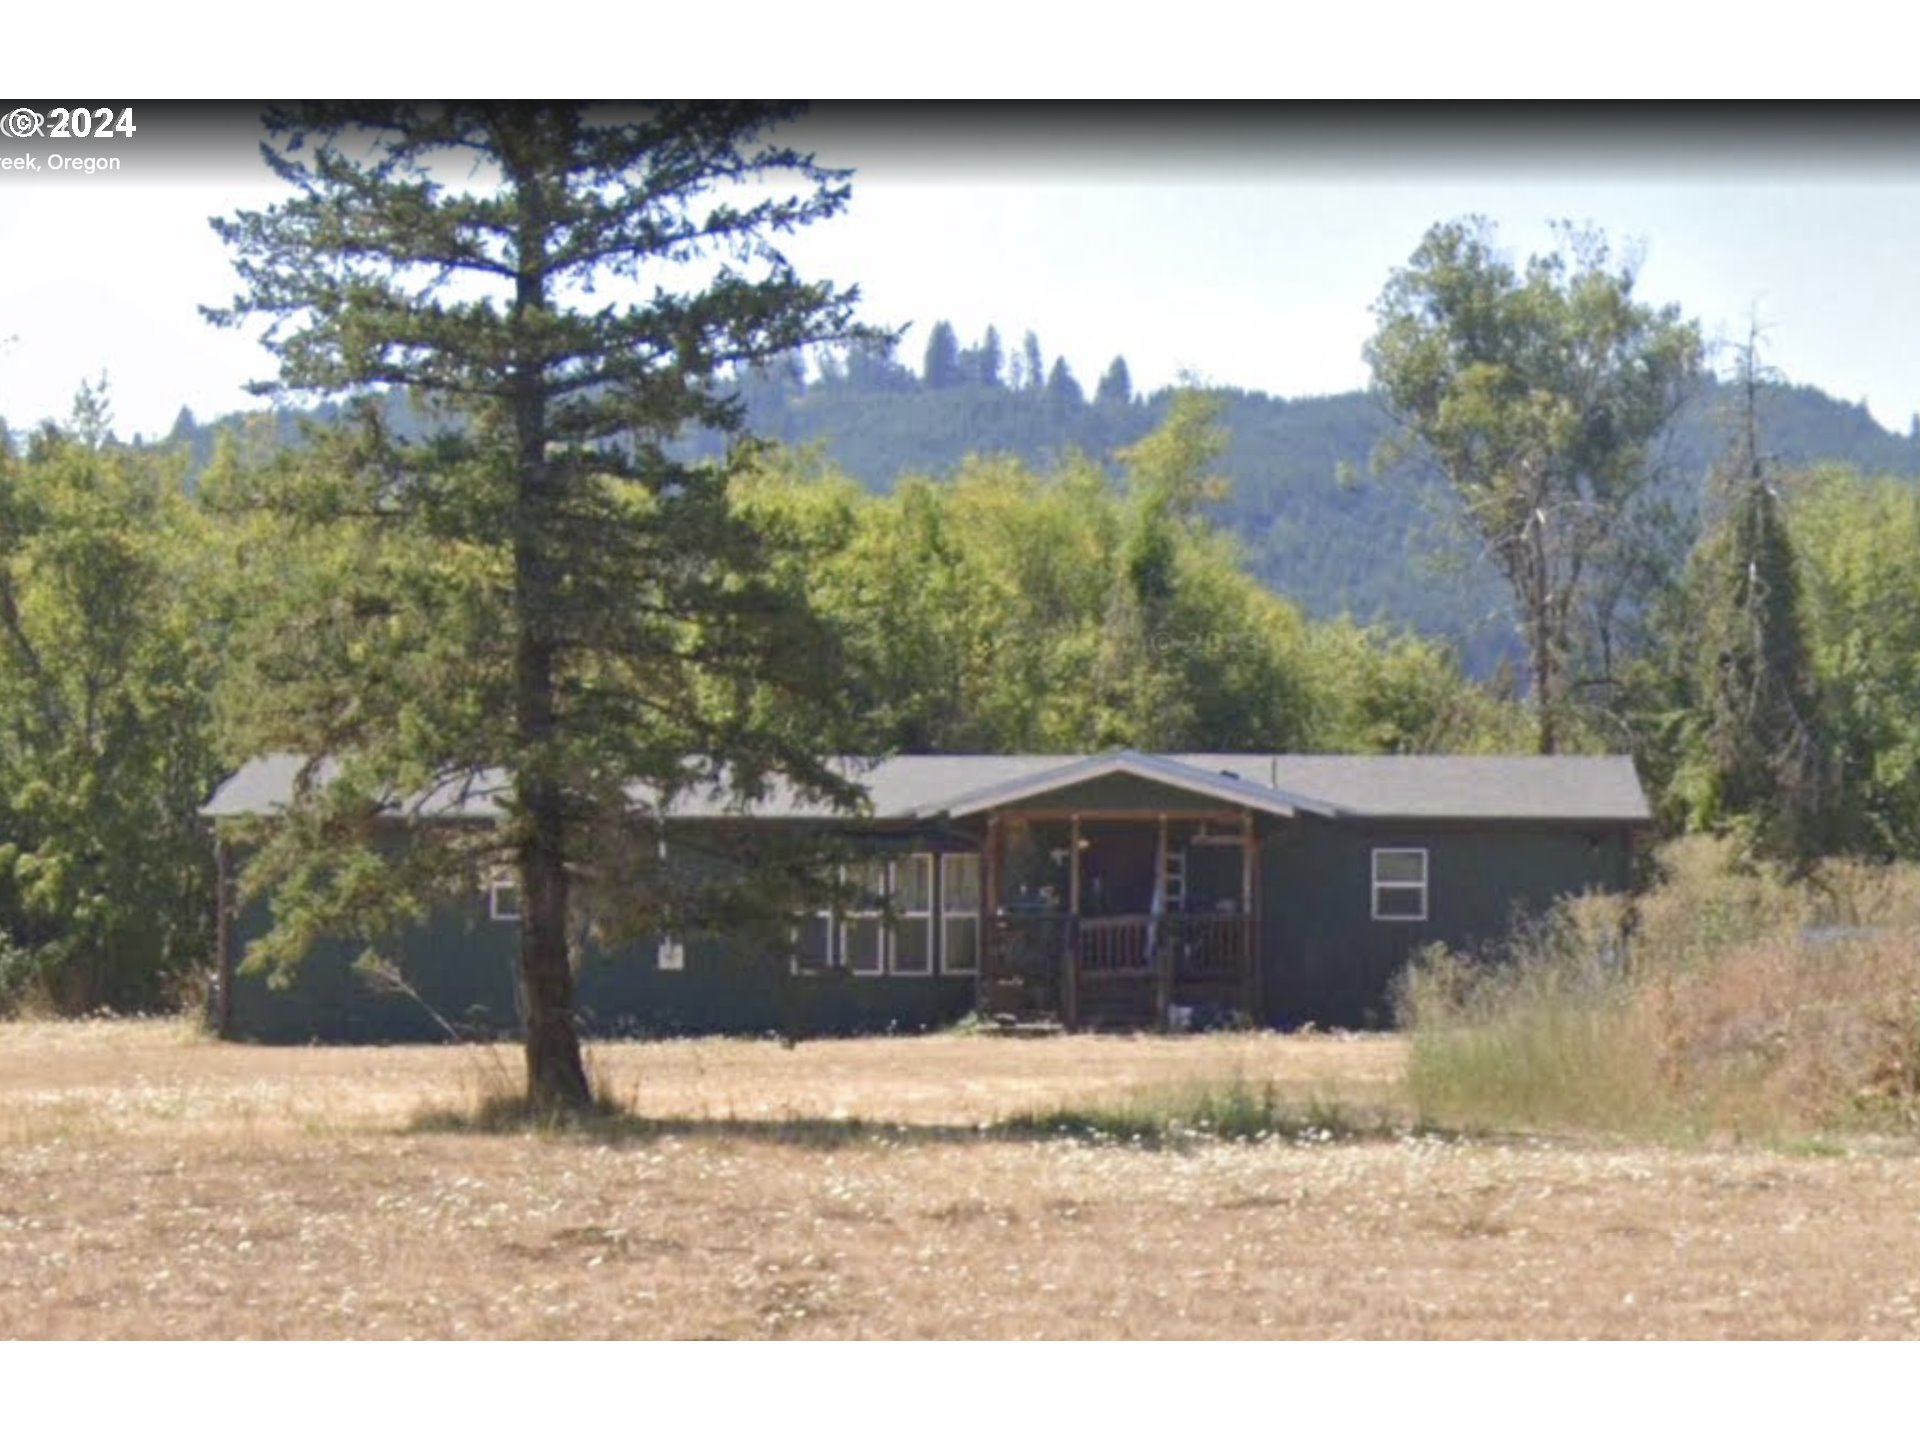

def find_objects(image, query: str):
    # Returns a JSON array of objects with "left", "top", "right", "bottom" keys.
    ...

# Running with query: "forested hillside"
[{"left": 153, "top": 326, "right": 1920, "bottom": 677}]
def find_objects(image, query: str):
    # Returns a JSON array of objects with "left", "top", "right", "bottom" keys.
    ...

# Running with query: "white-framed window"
[
  {"left": 1371, "top": 848, "right": 1428, "bottom": 922},
  {"left": 792, "top": 853, "right": 961, "bottom": 978},
  {"left": 488, "top": 871, "right": 522, "bottom": 922},
  {"left": 890, "top": 853, "right": 934, "bottom": 975},
  {"left": 941, "top": 852, "right": 981, "bottom": 975},
  {"left": 657, "top": 935, "right": 685, "bottom": 971},
  {"left": 841, "top": 858, "right": 889, "bottom": 975}
]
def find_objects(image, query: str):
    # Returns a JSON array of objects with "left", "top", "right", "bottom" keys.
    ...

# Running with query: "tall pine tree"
[
  {"left": 1045, "top": 357, "right": 1084, "bottom": 410},
  {"left": 1683, "top": 336, "right": 1828, "bottom": 864},
  {"left": 207, "top": 104, "right": 869, "bottom": 1111},
  {"left": 921, "top": 320, "right": 963, "bottom": 389}
]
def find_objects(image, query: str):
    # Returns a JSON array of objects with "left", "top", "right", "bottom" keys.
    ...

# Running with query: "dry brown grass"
[
  {"left": 1405, "top": 837, "right": 1920, "bottom": 1139},
  {"left": 5, "top": 1017, "right": 1920, "bottom": 1338}
]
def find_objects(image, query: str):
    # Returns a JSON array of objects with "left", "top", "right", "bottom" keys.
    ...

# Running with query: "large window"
[
  {"left": 891, "top": 854, "right": 934, "bottom": 975},
  {"left": 841, "top": 859, "right": 889, "bottom": 975},
  {"left": 790, "top": 853, "right": 971, "bottom": 977},
  {"left": 940, "top": 852, "right": 981, "bottom": 975},
  {"left": 1371, "top": 848, "right": 1428, "bottom": 922}
]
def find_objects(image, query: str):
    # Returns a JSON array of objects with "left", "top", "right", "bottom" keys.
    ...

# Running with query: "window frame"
[
  {"left": 839, "top": 858, "right": 889, "bottom": 976},
  {"left": 488, "top": 871, "right": 522, "bottom": 922},
  {"left": 1370, "top": 847, "right": 1429, "bottom": 923},
  {"left": 889, "top": 853, "right": 935, "bottom": 976},
  {"left": 940, "top": 851, "right": 982, "bottom": 976},
  {"left": 789, "top": 909, "right": 836, "bottom": 975}
]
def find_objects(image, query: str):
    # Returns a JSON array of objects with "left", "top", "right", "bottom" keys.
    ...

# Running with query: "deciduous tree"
[
  {"left": 0, "top": 399, "right": 221, "bottom": 1012},
  {"left": 1366, "top": 218, "right": 1703, "bottom": 752}
]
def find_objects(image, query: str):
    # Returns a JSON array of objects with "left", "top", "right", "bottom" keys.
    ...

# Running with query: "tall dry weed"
[{"left": 1405, "top": 836, "right": 1920, "bottom": 1139}]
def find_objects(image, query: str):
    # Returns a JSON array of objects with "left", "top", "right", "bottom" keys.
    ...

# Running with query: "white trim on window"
[
  {"left": 793, "top": 853, "right": 976, "bottom": 977},
  {"left": 488, "top": 872, "right": 522, "bottom": 922},
  {"left": 841, "top": 858, "right": 889, "bottom": 975},
  {"left": 940, "top": 852, "right": 981, "bottom": 975},
  {"left": 1371, "top": 847, "right": 1428, "bottom": 922},
  {"left": 890, "top": 853, "right": 934, "bottom": 976}
]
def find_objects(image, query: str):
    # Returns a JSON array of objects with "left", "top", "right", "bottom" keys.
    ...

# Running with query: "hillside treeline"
[{"left": 154, "top": 325, "right": 1920, "bottom": 683}]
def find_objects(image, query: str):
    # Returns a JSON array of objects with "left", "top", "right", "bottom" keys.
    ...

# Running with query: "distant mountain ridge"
[{"left": 156, "top": 356, "right": 1920, "bottom": 678}]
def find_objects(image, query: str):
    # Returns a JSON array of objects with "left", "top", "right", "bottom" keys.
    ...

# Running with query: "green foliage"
[
  {"left": 0, "top": 408, "right": 222, "bottom": 1012},
  {"left": 207, "top": 103, "right": 870, "bottom": 1108},
  {"left": 1678, "top": 487, "right": 1827, "bottom": 863},
  {"left": 736, "top": 396, "right": 1526, "bottom": 757},
  {"left": 1000, "top": 1078, "right": 1383, "bottom": 1146},
  {"left": 168, "top": 348, "right": 1920, "bottom": 687},
  {"left": 1366, "top": 218, "right": 1705, "bottom": 751},
  {"left": 1792, "top": 467, "right": 1920, "bottom": 857}
]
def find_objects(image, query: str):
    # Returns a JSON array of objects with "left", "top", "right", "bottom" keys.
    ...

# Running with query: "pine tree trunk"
[
  {"left": 517, "top": 768, "right": 590, "bottom": 1112},
  {"left": 507, "top": 144, "right": 590, "bottom": 1113},
  {"left": 513, "top": 521, "right": 590, "bottom": 1112},
  {"left": 513, "top": 499, "right": 589, "bottom": 1111}
]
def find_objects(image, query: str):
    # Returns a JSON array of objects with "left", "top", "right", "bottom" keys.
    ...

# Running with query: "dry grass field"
[{"left": 4, "top": 1018, "right": 1920, "bottom": 1339}]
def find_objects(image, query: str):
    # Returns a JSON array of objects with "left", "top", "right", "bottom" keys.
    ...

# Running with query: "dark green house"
[{"left": 203, "top": 750, "right": 1649, "bottom": 1041}]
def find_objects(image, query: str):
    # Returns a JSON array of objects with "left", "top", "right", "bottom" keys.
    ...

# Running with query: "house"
[{"left": 202, "top": 749, "right": 1649, "bottom": 1041}]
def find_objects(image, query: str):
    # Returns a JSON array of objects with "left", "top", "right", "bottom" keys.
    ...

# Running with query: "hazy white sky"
[{"left": 4, "top": 107, "right": 1918, "bottom": 442}]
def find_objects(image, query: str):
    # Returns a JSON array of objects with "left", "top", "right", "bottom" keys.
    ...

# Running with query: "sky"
[{"left": 3, "top": 106, "right": 1919, "bottom": 443}]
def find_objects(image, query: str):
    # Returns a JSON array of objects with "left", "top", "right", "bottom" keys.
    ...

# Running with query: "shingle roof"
[
  {"left": 1182, "top": 754, "right": 1651, "bottom": 822},
  {"left": 204, "top": 751, "right": 1649, "bottom": 825}
]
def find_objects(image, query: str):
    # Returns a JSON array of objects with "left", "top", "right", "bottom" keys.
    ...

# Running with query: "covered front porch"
[
  {"left": 915, "top": 751, "right": 1334, "bottom": 1032},
  {"left": 979, "top": 809, "right": 1261, "bottom": 1030}
]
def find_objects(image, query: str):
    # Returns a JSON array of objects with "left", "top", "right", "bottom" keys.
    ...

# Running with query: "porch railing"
[
  {"left": 1077, "top": 915, "right": 1153, "bottom": 977},
  {"left": 985, "top": 912, "right": 1254, "bottom": 1027}
]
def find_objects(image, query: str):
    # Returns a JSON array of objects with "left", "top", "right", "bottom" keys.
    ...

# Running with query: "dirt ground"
[{"left": 3, "top": 1019, "right": 1918, "bottom": 1339}]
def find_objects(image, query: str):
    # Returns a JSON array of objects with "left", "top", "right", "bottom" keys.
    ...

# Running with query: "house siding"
[
  {"left": 1261, "top": 817, "right": 1633, "bottom": 1029},
  {"left": 220, "top": 837, "right": 977, "bottom": 1044},
  {"left": 209, "top": 752, "right": 1646, "bottom": 1041}
]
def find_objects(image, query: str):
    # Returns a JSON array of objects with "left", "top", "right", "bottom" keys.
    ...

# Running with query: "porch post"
[
  {"left": 1063, "top": 814, "right": 1081, "bottom": 1031},
  {"left": 1154, "top": 813, "right": 1170, "bottom": 1029}
]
